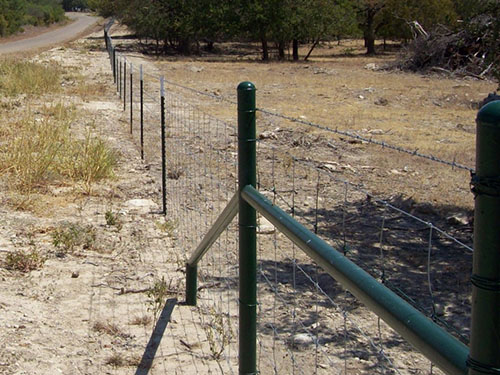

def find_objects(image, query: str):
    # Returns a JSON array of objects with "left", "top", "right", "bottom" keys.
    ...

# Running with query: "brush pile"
[{"left": 398, "top": 14, "right": 499, "bottom": 83}]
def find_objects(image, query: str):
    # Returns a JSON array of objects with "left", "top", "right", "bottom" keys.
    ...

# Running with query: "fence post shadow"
[{"left": 134, "top": 298, "right": 178, "bottom": 375}]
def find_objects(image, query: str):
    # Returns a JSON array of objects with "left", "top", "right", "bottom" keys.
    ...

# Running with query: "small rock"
[
  {"left": 259, "top": 131, "right": 277, "bottom": 140},
  {"left": 364, "top": 63, "right": 379, "bottom": 71},
  {"left": 367, "top": 128, "right": 385, "bottom": 135},
  {"left": 124, "top": 199, "right": 158, "bottom": 215},
  {"left": 447, "top": 213, "right": 469, "bottom": 226},
  {"left": 321, "top": 164, "right": 339, "bottom": 172},
  {"left": 289, "top": 333, "right": 316, "bottom": 349},
  {"left": 188, "top": 66, "right": 204, "bottom": 73},
  {"left": 375, "top": 97, "right": 389, "bottom": 106},
  {"left": 355, "top": 351, "right": 370, "bottom": 361},
  {"left": 71, "top": 271, "right": 80, "bottom": 278},
  {"left": 358, "top": 95, "right": 365, "bottom": 100},
  {"left": 434, "top": 303, "right": 445, "bottom": 316}
]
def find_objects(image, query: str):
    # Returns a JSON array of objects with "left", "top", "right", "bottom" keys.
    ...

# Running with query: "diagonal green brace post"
[
  {"left": 237, "top": 81, "right": 257, "bottom": 375},
  {"left": 468, "top": 100, "right": 500, "bottom": 375}
]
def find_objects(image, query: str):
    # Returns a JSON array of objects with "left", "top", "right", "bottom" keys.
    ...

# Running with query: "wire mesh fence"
[{"left": 103, "top": 25, "right": 474, "bottom": 375}]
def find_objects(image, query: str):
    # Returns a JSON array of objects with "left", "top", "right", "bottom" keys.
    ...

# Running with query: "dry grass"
[
  {"left": 156, "top": 40, "right": 491, "bottom": 164},
  {"left": 0, "top": 103, "right": 117, "bottom": 196},
  {"left": 0, "top": 58, "right": 117, "bottom": 203},
  {"left": 104, "top": 353, "right": 141, "bottom": 368},
  {"left": 93, "top": 321, "right": 128, "bottom": 338},
  {"left": 129, "top": 315, "right": 152, "bottom": 326},
  {"left": 142, "top": 39, "right": 497, "bottom": 210},
  {"left": 0, "top": 59, "right": 61, "bottom": 97}
]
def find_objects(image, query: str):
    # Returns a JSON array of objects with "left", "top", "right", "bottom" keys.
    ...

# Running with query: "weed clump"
[
  {"left": 52, "top": 223, "right": 96, "bottom": 254},
  {"left": 93, "top": 321, "right": 129, "bottom": 338},
  {"left": 105, "top": 353, "right": 125, "bottom": 367},
  {"left": 5, "top": 249, "right": 45, "bottom": 272},
  {"left": 146, "top": 276, "right": 169, "bottom": 320},
  {"left": 155, "top": 219, "right": 177, "bottom": 237}
]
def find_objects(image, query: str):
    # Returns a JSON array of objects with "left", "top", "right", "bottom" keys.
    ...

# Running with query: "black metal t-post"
[{"left": 160, "top": 76, "right": 166, "bottom": 215}]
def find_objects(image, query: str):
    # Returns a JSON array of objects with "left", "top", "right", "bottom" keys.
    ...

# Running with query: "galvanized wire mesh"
[{"left": 104, "top": 29, "right": 473, "bottom": 374}]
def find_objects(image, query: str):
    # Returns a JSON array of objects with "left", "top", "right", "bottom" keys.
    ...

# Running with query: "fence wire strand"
[{"left": 103, "top": 30, "right": 473, "bottom": 375}]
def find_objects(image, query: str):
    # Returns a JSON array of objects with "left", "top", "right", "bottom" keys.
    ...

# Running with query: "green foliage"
[
  {"left": 52, "top": 223, "right": 96, "bottom": 254},
  {"left": 105, "top": 209, "right": 122, "bottom": 230},
  {"left": 93, "top": 0, "right": 357, "bottom": 59},
  {"left": 0, "top": 0, "right": 65, "bottom": 37},
  {"left": 5, "top": 249, "right": 45, "bottom": 272},
  {"left": 353, "top": 0, "right": 458, "bottom": 54},
  {"left": 146, "top": 276, "right": 169, "bottom": 320},
  {"left": 155, "top": 218, "right": 177, "bottom": 237},
  {"left": 62, "top": 0, "right": 87, "bottom": 11}
]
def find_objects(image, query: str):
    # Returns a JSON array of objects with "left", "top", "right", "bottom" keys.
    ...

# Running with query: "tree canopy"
[
  {"left": 91, "top": 0, "right": 498, "bottom": 76},
  {"left": 0, "top": 0, "right": 65, "bottom": 36}
]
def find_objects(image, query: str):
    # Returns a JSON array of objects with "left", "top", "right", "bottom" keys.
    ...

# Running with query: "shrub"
[{"left": 5, "top": 249, "right": 45, "bottom": 272}]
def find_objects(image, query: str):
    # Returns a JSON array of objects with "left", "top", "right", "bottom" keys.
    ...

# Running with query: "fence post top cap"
[
  {"left": 238, "top": 81, "right": 256, "bottom": 91},
  {"left": 477, "top": 100, "right": 500, "bottom": 125}
]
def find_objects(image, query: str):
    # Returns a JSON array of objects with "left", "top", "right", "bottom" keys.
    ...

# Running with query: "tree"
[
  {"left": 353, "top": 0, "right": 386, "bottom": 54},
  {"left": 62, "top": 0, "right": 88, "bottom": 11},
  {"left": 354, "top": 0, "right": 457, "bottom": 54}
]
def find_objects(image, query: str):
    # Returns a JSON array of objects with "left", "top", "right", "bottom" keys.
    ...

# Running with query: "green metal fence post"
[
  {"left": 468, "top": 100, "right": 500, "bottom": 375},
  {"left": 237, "top": 81, "right": 257, "bottom": 375}
]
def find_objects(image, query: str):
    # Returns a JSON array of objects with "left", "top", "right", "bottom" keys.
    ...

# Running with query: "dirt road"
[{"left": 0, "top": 13, "right": 99, "bottom": 54}]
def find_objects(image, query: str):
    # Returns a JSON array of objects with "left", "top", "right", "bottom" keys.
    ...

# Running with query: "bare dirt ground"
[
  {"left": 0, "top": 21, "right": 496, "bottom": 375},
  {"left": 0, "top": 24, "right": 229, "bottom": 375}
]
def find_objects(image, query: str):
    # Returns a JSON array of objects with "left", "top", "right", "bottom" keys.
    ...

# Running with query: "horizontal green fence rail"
[
  {"left": 104, "top": 23, "right": 499, "bottom": 375},
  {"left": 240, "top": 184, "right": 469, "bottom": 375},
  {"left": 182, "top": 81, "right": 483, "bottom": 375}
]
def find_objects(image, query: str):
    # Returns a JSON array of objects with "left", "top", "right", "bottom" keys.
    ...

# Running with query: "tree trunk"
[
  {"left": 364, "top": 8, "right": 376, "bottom": 55},
  {"left": 365, "top": 34, "right": 376, "bottom": 55},
  {"left": 206, "top": 40, "right": 214, "bottom": 52},
  {"left": 304, "top": 38, "right": 320, "bottom": 61},
  {"left": 292, "top": 39, "right": 299, "bottom": 61},
  {"left": 261, "top": 37, "right": 269, "bottom": 61},
  {"left": 278, "top": 40, "right": 285, "bottom": 60},
  {"left": 179, "top": 38, "right": 191, "bottom": 55}
]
